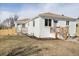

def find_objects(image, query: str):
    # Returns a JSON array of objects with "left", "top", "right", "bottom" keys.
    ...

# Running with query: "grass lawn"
[{"left": 0, "top": 35, "right": 79, "bottom": 56}]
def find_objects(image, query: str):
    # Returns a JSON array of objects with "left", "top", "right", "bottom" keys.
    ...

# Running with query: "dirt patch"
[{"left": 0, "top": 36, "right": 79, "bottom": 56}]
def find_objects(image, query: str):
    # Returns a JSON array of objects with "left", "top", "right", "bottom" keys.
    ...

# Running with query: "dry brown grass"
[
  {"left": 0, "top": 28, "right": 17, "bottom": 35},
  {"left": 0, "top": 35, "right": 79, "bottom": 56}
]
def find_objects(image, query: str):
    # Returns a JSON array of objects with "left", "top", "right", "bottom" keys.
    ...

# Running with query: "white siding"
[
  {"left": 33, "top": 17, "right": 40, "bottom": 38},
  {"left": 28, "top": 21, "right": 34, "bottom": 36},
  {"left": 57, "top": 21, "right": 66, "bottom": 27},
  {"left": 17, "top": 25, "right": 22, "bottom": 32},
  {"left": 69, "top": 21, "right": 76, "bottom": 36},
  {"left": 15, "top": 22, "right": 22, "bottom": 33},
  {"left": 40, "top": 18, "right": 55, "bottom": 38},
  {"left": 39, "top": 18, "right": 67, "bottom": 38},
  {"left": 21, "top": 23, "right": 28, "bottom": 34},
  {"left": 15, "top": 22, "right": 29, "bottom": 34},
  {"left": 27, "top": 17, "right": 40, "bottom": 37},
  {"left": 14, "top": 22, "right": 17, "bottom": 28},
  {"left": 15, "top": 17, "right": 77, "bottom": 38},
  {"left": 25, "top": 23, "right": 28, "bottom": 27}
]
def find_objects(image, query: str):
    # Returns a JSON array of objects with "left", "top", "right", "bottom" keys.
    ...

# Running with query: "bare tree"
[
  {"left": 14, "top": 15, "right": 18, "bottom": 21},
  {"left": 1, "top": 15, "right": 19, "bottom": 28}
]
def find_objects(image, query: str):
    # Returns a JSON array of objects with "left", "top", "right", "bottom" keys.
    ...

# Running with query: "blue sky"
[
  {"left": 0, "top": 3, "right": 41, "bottom": 12},
  {"left": 0, "top": 3, "right": 79, "bottom": 21}
]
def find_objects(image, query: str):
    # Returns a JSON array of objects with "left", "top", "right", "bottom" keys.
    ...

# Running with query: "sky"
[{"left": 0, "top": 3, "right": 79, "bottom": 22}]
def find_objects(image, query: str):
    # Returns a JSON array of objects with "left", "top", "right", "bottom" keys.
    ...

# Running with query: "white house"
[
  {"left": 15, "top": 12, "right": 77, "bottom": 40},
  {"left": 15, "top": 18, "right": 29, "bottom": 35}
]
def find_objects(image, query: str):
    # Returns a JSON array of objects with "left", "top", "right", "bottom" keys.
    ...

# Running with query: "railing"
[{"left": 50, "top": 26, "right": 69, "bottom": 40}]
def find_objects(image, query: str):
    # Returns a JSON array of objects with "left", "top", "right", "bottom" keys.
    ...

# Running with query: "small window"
[
  {"left": 17, "top": 24, "right": 19, "bottom": 25},
  {"left": 33, "top": 20, "right": 35, "bottom": 27},
  {"left": 53, "top": 20, "right": 58, "bottom": 23},
  {"left": 22, "top": 24, "right": 25, "bottom": 28},
  {"left": 49, "top": 19, "right": 52, "bottom": 26},
  {"left": 66, "top": 21, "right": 69, "bottom": 25},
  {"left": 45, "top": 19, "right": 48, "bottom": 26}
]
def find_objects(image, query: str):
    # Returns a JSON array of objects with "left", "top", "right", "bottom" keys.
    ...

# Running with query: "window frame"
[
  {"left": 45, "top": 19, "right": 48, "bottom": 26},
  {"left": 53, "top": 20, "right": 58, "bottom": 23},
  {"left": 22, "top": 24, "right": 25, "bottom": 28},
  {"left": 66, "top": 21, "right": 69, "bottom": 25},
  {"left": 45, "top": 19, "right": 52, "bottom": 26},
  {"left": 49, "top": 19, "right": 52, "bottom": 26}
]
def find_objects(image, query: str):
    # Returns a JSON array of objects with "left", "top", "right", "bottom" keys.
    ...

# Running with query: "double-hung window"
[{"left": 45, "top": 19, "right": 52, "bottom": 26}]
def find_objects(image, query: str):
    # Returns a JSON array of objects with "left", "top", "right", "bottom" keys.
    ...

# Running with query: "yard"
[
  {"left": 0, "top": 35, "right": 79, "bottom": 56},
  {"left": 0, "top": 27, "right": 17, "bottom": 35}
]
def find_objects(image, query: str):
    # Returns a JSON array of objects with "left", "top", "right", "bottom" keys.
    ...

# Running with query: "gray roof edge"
[{"left": 39, "top": 15, "right": 77, "bottom": 21}]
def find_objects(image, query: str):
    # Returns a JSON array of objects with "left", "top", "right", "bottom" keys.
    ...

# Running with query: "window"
[
  {"left": 22, "top": 24, "right": 25, "bottom": 28},
  {"left": 33, "top": 20, "right": 35, "bottom": 27},
  {"left": 66, "top": 21, "right": 69, "bottom": 25},
  {"left": 76, "top": 24, "right": 78, "bottom": 27},
  {"left": 45, "top": 19, "right": 48, "bottom": 26},
  {"left": 49, "top": 19, "right": 51, "bottom": 26},
  {"left": 17, "top": 24, "right": 19, "bottom": 25},
  {"left": 45, "top": 19, "right": 52, "bottom": 26},
  {"left": 53, "top": 20, "right": 58, "bottom": 23}
]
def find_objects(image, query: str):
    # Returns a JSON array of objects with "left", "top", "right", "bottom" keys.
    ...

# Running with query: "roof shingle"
[
  {"left": 39, "top": 12, "right": 76, "bottom": 21},
  {"left": 16, "top": 18, "right": 30, "bottom": 24}
]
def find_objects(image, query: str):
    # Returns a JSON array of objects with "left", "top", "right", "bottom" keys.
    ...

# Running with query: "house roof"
[
  {"left": 39, "top": 12, "right": 76, "bottom": 21},
  {"left": 16, "top": 18, "right": 30, "bottom": 24}
]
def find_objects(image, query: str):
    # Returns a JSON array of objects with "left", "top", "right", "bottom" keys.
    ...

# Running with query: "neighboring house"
[
  {"left": 15, "top": 18, "right": 29, "bottom": 34},
  {"left": 15, "top": 12, "right": 77, "bottom": 40}
]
